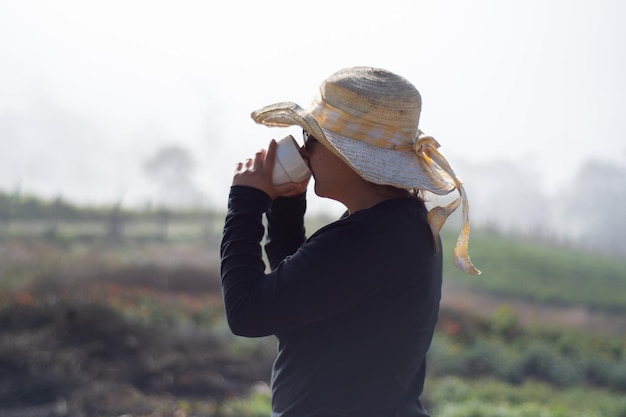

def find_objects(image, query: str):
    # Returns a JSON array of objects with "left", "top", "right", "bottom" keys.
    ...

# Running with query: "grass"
[{"left": 441, "top": 230, "right": 626, "bottom": 312}]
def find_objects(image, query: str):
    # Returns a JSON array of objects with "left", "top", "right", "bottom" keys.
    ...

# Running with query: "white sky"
[{"left": 1, "top": 0, "right": 625, "bottom": 215}]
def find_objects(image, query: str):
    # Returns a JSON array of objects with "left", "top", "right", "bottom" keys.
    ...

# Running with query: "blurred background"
[
  {"left": 1, "top": 1, "right": 625, "bottom": 416},
  {"left": 2, "top": 0, "right": 626, "bottom": 249}
]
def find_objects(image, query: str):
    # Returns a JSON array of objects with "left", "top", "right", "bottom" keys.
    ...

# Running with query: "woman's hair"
[
  {"left": 372, "top": 184, "right": 424, "bottom": 202},
  {"left": 407, "top": 188, "right": 424, "bottom": 201}
]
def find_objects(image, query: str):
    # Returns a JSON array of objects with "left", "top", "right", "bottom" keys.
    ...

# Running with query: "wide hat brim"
[{"left": 251, "top": 101, "right": 456, "bottom": 196}]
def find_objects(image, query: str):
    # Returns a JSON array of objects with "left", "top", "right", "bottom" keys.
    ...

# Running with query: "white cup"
[{"left": 272, "top": 135, "right": 312, "bottom": 185}]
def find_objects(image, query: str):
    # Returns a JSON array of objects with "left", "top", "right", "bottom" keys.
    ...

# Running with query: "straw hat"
[{"left": 252, "top": 66, "right": 480, "bottom": 275}]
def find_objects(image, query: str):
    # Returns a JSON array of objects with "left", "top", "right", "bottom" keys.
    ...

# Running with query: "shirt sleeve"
[
  {"left": 265, "top": 193, "right": 307, "bottom": 270},
  {"left": 220, "top": 186, "right": 382, "bottom": 337},
  {"left": 220, "top": 186, "right": 271, "bottom": 333}
]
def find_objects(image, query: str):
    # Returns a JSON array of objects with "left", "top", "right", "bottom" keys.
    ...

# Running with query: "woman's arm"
[
  {"left": 265, "top": 193, "right": 307, "bottom": 270},
  {"left": 221, "top": 187, "right": 380, "bottom": 337}
]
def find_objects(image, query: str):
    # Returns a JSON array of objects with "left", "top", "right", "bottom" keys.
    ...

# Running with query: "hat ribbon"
[
  {"left": 413, "top": 135, "right": 481, "bottom": 275},
  {"left": 309, "top": 95, "right": 411, "bottom": 148}
]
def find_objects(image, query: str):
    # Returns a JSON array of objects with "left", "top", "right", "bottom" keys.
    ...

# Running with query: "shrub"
[
  {"left": 609, "top": 361, "right": 626, "bottom": 391},
  {"left": 427, "top": 377, "right": 626, "bottom": 417}
]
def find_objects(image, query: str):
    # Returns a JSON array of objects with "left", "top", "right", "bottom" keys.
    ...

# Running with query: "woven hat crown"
[{"left": 318, "top": 67, "right": 422, "bottom": 144}]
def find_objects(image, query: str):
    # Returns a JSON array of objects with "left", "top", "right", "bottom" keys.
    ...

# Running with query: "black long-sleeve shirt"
[{"left": 220, "top": 186, "right": 442, "bottom": 417}]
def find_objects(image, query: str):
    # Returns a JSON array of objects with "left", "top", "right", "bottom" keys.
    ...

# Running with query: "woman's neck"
[{"left": 342, "top": 182, "right": 410, "bottom": 214}]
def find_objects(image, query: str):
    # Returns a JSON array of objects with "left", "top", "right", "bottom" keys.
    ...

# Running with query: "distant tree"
[
  {"left": 456, "top": 160, "right": 550, "bottom": 235},
  {"left": 0, "top": 184, "right": 20, "bottom": 233},
  {"left": 45, "top": 195, "right": 63, "bottom": 237},
  {"left": 560, "top": 160, "right": 626, "bottom": 254},
  {"left": 143, "top": 145, "right": 202, "bottom": 209},
  {"left": 155, "top": 208, "right": 170, "bottom": 241},
  {"left": 143, "top": 145, "right": 203, "bottom": 240},
  {"left": 106, "top": 199, "right": 124, "bottom": 242}
]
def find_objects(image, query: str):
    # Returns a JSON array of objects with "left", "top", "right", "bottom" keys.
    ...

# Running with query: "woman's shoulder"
[{"left": 311, "top": 197, "right": 428, "bottom": 241}]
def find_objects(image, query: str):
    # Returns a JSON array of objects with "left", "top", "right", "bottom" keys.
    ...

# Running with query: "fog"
[
  {"left": 454, "top": 158, "right": 626, "bottom": 255},
  {"left": 1, "top": 0, "right": 625, "bottom": 253}
]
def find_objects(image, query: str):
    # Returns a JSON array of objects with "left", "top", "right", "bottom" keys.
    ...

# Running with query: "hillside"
[{"left": 438, "top": 231, "right": 626, "bottom": 335}]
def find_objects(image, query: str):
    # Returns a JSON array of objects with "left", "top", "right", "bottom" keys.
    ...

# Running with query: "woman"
[{"left": 220, "top": 66, "right": 480, "bottom": 417}]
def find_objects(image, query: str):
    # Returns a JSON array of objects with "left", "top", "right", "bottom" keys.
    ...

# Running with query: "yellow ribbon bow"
[{"left": 413, "top": 134, "right": 481, "bottom": 276}]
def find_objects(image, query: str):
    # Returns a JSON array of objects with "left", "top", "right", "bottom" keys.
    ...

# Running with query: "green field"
[
  {"left": 441, "top": 230, "right": 626, "bottom": 313},
  {"left": 1, "top": 207, "right": 625, "bottom": 416}
]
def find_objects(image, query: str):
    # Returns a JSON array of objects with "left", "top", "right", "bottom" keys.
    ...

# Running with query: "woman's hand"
[{"left": 232, "top": 139, "right": 309, "bottom": 199}]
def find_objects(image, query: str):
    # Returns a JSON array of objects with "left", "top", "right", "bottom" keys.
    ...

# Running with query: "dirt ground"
[{"left": 441, "top": 281, "right": 626, "bottom": 336}]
